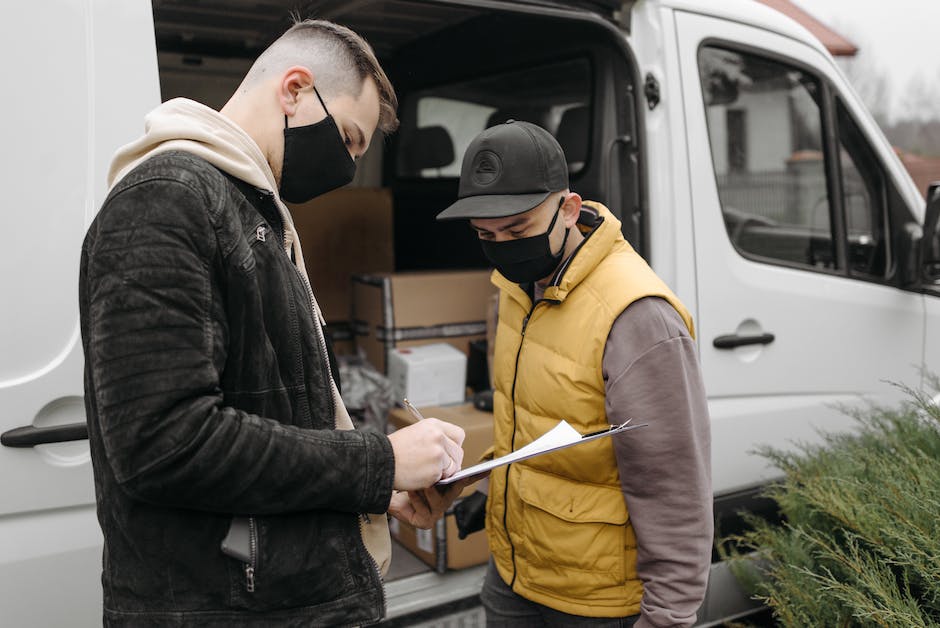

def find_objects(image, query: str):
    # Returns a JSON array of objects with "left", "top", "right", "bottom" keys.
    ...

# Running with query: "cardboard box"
[
  {"left": 387, "top": 402, "right": 493, "bottom": 570},
  {"left": 387, "top": 343, "right": 467, "bottom": 407},
  {"left": 388, "top": 508, "right": 489, "bottom": 573},
  {"left": 288, "top": 188, "right": 394, "bottom": 325},
  {"left": 352, "top": 270, "right": 496, "bottom": 373}
]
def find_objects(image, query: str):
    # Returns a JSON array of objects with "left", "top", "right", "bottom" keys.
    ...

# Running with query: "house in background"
[
  {"left": 895, "top": 149, "right": 940, "bottom": 198},
  {"left": 756, "top": 0, "right": 858, "bottom": 57},
  {"left": 698, "top": 1, "right": 880, "bottom": 268},
  {"left": 759, "top": 0, "right": 940, "bottom": 198}
]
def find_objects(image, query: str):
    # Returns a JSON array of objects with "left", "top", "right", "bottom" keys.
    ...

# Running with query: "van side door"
[
  {"left": 673, "top": 10, "right": 926, "bottom": 495},
  {"left": 0, "top": 1, "right": 159, "bottom": 625}
]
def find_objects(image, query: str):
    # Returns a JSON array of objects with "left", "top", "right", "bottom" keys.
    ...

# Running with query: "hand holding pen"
[
  {"left": 388, "top": 399, "right": 472, "bottom": 529},
  {"left": 386, "top": 399, "right": 466, "bottom": 489}
]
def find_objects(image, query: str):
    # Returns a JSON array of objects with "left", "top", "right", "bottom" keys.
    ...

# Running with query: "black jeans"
[{"left": 480, "top": 560, "right": 640, "bottom": 628}]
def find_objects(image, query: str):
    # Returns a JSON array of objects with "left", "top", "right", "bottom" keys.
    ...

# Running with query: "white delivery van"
[{"left": 2, "top": 0, "right": 938, "bottom": 625}]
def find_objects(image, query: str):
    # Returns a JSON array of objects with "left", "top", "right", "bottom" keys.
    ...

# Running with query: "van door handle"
[
  {"left": 713, "top": 333, "right": 775, "bottom": 349},
  {"left": 0, "top": 423, "right": 88, "bottom": 448}
]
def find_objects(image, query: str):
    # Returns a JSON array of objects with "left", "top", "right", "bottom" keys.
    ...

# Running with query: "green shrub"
[{"left": 727, "top": 380, "right": 940, "bottom": 627}]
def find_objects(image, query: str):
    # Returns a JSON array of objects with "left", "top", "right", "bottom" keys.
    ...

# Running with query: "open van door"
[
  {"left": 382, "top": 1, "right": 645, "bottom": 270},
  {"left": 0, "top": 1, "right": 159, "bottom": 625},
  {"left": 674, "top": 9, "right": 925, "bottom": 495}
]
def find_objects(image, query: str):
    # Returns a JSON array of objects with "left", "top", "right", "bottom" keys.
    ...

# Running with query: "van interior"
[
  {"left": 153, "top": 0, "right": 641, "bottom": 273},
  {"left": 151, "top": 0, "right": 640, "bottom": 582}
]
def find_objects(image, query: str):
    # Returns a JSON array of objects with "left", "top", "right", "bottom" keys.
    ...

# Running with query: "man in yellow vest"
[{"left": 437, "top": 121, "right": 713, "bottom": 627}]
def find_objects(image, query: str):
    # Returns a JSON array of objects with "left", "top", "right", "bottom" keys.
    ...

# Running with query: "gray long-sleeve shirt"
[{"left": 603, "top": 297, "right": 712, "bottom": 628}]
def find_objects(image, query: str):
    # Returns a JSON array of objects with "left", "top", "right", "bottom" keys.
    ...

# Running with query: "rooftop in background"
[
  {"left": 895, "top": 149, "right": 940, "bottom": 199},
  {"left": 756, "top": 0, "right": 858, "bottom": 56}
]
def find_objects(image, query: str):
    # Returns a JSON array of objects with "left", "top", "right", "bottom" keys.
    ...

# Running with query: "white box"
[{"left": 387, "top": 343, "right": 467, "bottom": 407}]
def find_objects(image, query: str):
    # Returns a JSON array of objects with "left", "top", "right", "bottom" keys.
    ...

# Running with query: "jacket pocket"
[
  {"left": 221, "top": 516, "right": 258, "bottom": 593},
  {"left": 229, "top": 511, "right": 358, "bottom": 612},
  {"left": 515, "top": 465, "right": 632, "bottom": 597}
]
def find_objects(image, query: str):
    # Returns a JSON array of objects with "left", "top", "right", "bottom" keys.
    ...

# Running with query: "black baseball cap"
[{"left": 436, "top": 120, "right": 568, "bottom": 221}]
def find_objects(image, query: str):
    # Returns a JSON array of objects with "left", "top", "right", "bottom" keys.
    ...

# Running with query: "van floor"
[{"left": 387, "top": 539, "right": 434, "bottom": 581}]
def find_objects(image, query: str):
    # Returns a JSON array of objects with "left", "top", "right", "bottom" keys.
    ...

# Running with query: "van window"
[
  {"left": 396, "top": 57, "right": 592, "bottom": 178},
  {"left": 698, "top": 47, "right": 835, "bottom": 270}
]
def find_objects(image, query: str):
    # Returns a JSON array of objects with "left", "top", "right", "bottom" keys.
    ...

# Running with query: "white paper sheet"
[{"left": 437, "top": 419, "right": 645, "bottom": 485}]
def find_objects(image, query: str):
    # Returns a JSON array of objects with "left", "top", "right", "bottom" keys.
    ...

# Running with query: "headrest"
[
  {"left": 555, "top": 105, "right": 590, "bottom": 172},
  {"left": 402, "top": 125, "right": 455, "bottom": 173}
]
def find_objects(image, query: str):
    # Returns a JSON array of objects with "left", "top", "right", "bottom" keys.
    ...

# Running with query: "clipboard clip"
[{"left": 581, "top": 419, "right": 633, "bottom": 439}]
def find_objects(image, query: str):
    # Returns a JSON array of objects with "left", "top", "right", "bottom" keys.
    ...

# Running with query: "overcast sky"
[{"left": 791, "top": 0, "right": 940, "bottom": 121}]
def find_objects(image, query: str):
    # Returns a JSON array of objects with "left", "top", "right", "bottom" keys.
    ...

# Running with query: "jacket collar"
[{"left": 492, "top": 201, "right": 625, "bottom": 307}]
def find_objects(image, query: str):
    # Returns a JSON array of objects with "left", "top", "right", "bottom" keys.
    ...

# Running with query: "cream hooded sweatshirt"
[{"left": 108, "top": 97, "right": 391, "bottom": 576}]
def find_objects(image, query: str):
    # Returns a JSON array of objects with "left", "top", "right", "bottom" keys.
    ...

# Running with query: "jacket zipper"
[
  {"left": 259, "top": 190, "right": 336, "bottom": 423},
  {"left": 295, "top": 265, "right": 337, "bottom": 423},
  {"left": 504, "top": 300, "right": 538, "bottom": 588},
  {"left": 245, "top": 516, "right": 257, "bottom": 593},
  {"left": 289, "top": 234, "right": 386, "bottom": 611},
  {"left": 239, "top": 196, "right": 338, "bottom": 596},
  {"left": 245, "top": 217, "right": 266, "bottom": 594},
  {"left": 496, "top": 228, "right": 583, "bottom": 586},
  {"left": 358, "top": 514, "right": 387, "bottom": 622},
  {"left": 266, "top": 195, "right": 383, "bottom": 607}
]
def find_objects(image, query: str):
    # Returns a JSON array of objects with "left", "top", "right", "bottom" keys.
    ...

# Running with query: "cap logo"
[{"left": 471, "top": 150, "right": 502, "bottom": 186}]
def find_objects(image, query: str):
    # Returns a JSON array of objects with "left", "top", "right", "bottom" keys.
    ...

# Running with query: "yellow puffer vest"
[{"left": 486, "top": 202, "right": 694, "bottom": 617}]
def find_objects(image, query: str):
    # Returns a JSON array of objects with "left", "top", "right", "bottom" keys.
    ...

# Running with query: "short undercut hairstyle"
[{"left": 245, "top": 18, "right": 399, "bottom": 133}]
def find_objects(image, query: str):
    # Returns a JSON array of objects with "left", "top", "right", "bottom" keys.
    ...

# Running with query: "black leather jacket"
[{"left": 79, "top": 151, "right": 395, "bottom": 626}]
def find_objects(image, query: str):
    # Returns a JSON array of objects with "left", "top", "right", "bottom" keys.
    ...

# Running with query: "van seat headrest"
[
  {"left": 403, "top": 125, "right": 455, "bottom": 173},
  {"left": 555, "top": 105, "right": 590, "bottom": 172}
]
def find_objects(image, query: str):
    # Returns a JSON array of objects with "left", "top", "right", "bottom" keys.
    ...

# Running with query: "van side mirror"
[{"left": 922, "top": 182, "right": 940, "bottom": 283}]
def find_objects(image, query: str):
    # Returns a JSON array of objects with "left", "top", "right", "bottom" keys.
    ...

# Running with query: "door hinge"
[{"left": 644, "top": 73, "right": 661, "bottom": 110}]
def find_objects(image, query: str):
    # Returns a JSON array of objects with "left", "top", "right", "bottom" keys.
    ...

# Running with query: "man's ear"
[
  {"left": 278, "top": 65, "right": 315, "bottom": 117},
  {"left": 561, "top": 192, "right": 582, "bottom": 228}
]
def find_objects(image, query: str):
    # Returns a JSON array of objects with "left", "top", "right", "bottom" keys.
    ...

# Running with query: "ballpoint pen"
[
  {"left": 402, "top": 398, "right": 455, "bottom": 492},
  {"left": 402, "top": 398, "right": 426, "bottom": 422}
]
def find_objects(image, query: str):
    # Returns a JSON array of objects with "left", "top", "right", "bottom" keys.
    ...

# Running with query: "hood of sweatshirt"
[{"left": 107, "top": 97, "right": 325, "bottom": 322}]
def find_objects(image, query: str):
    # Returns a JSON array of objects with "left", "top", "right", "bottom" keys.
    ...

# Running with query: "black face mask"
[
  {"left": 480, "top": 199, "right": 570, "bottom": 284},
  {"left": 279, "top": 86, "right": 356, "bottom": 204}
]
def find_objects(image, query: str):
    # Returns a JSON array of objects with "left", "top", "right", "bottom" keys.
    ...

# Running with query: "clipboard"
[{"left": 436, "top": 419, "right": 646, "bottom": 485}]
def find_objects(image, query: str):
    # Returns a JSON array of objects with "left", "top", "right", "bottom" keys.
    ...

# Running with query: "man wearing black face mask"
[
  {"left": 437, "top": 121, "right": 713, "bottom": 628},
  {"left": 80, "top": 19, "right": 472, "bottom": 627}
]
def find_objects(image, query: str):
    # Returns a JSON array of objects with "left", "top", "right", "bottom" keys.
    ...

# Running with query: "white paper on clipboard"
[{"left": 436, "top": 419, "right": 646, "bottom": 485}]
